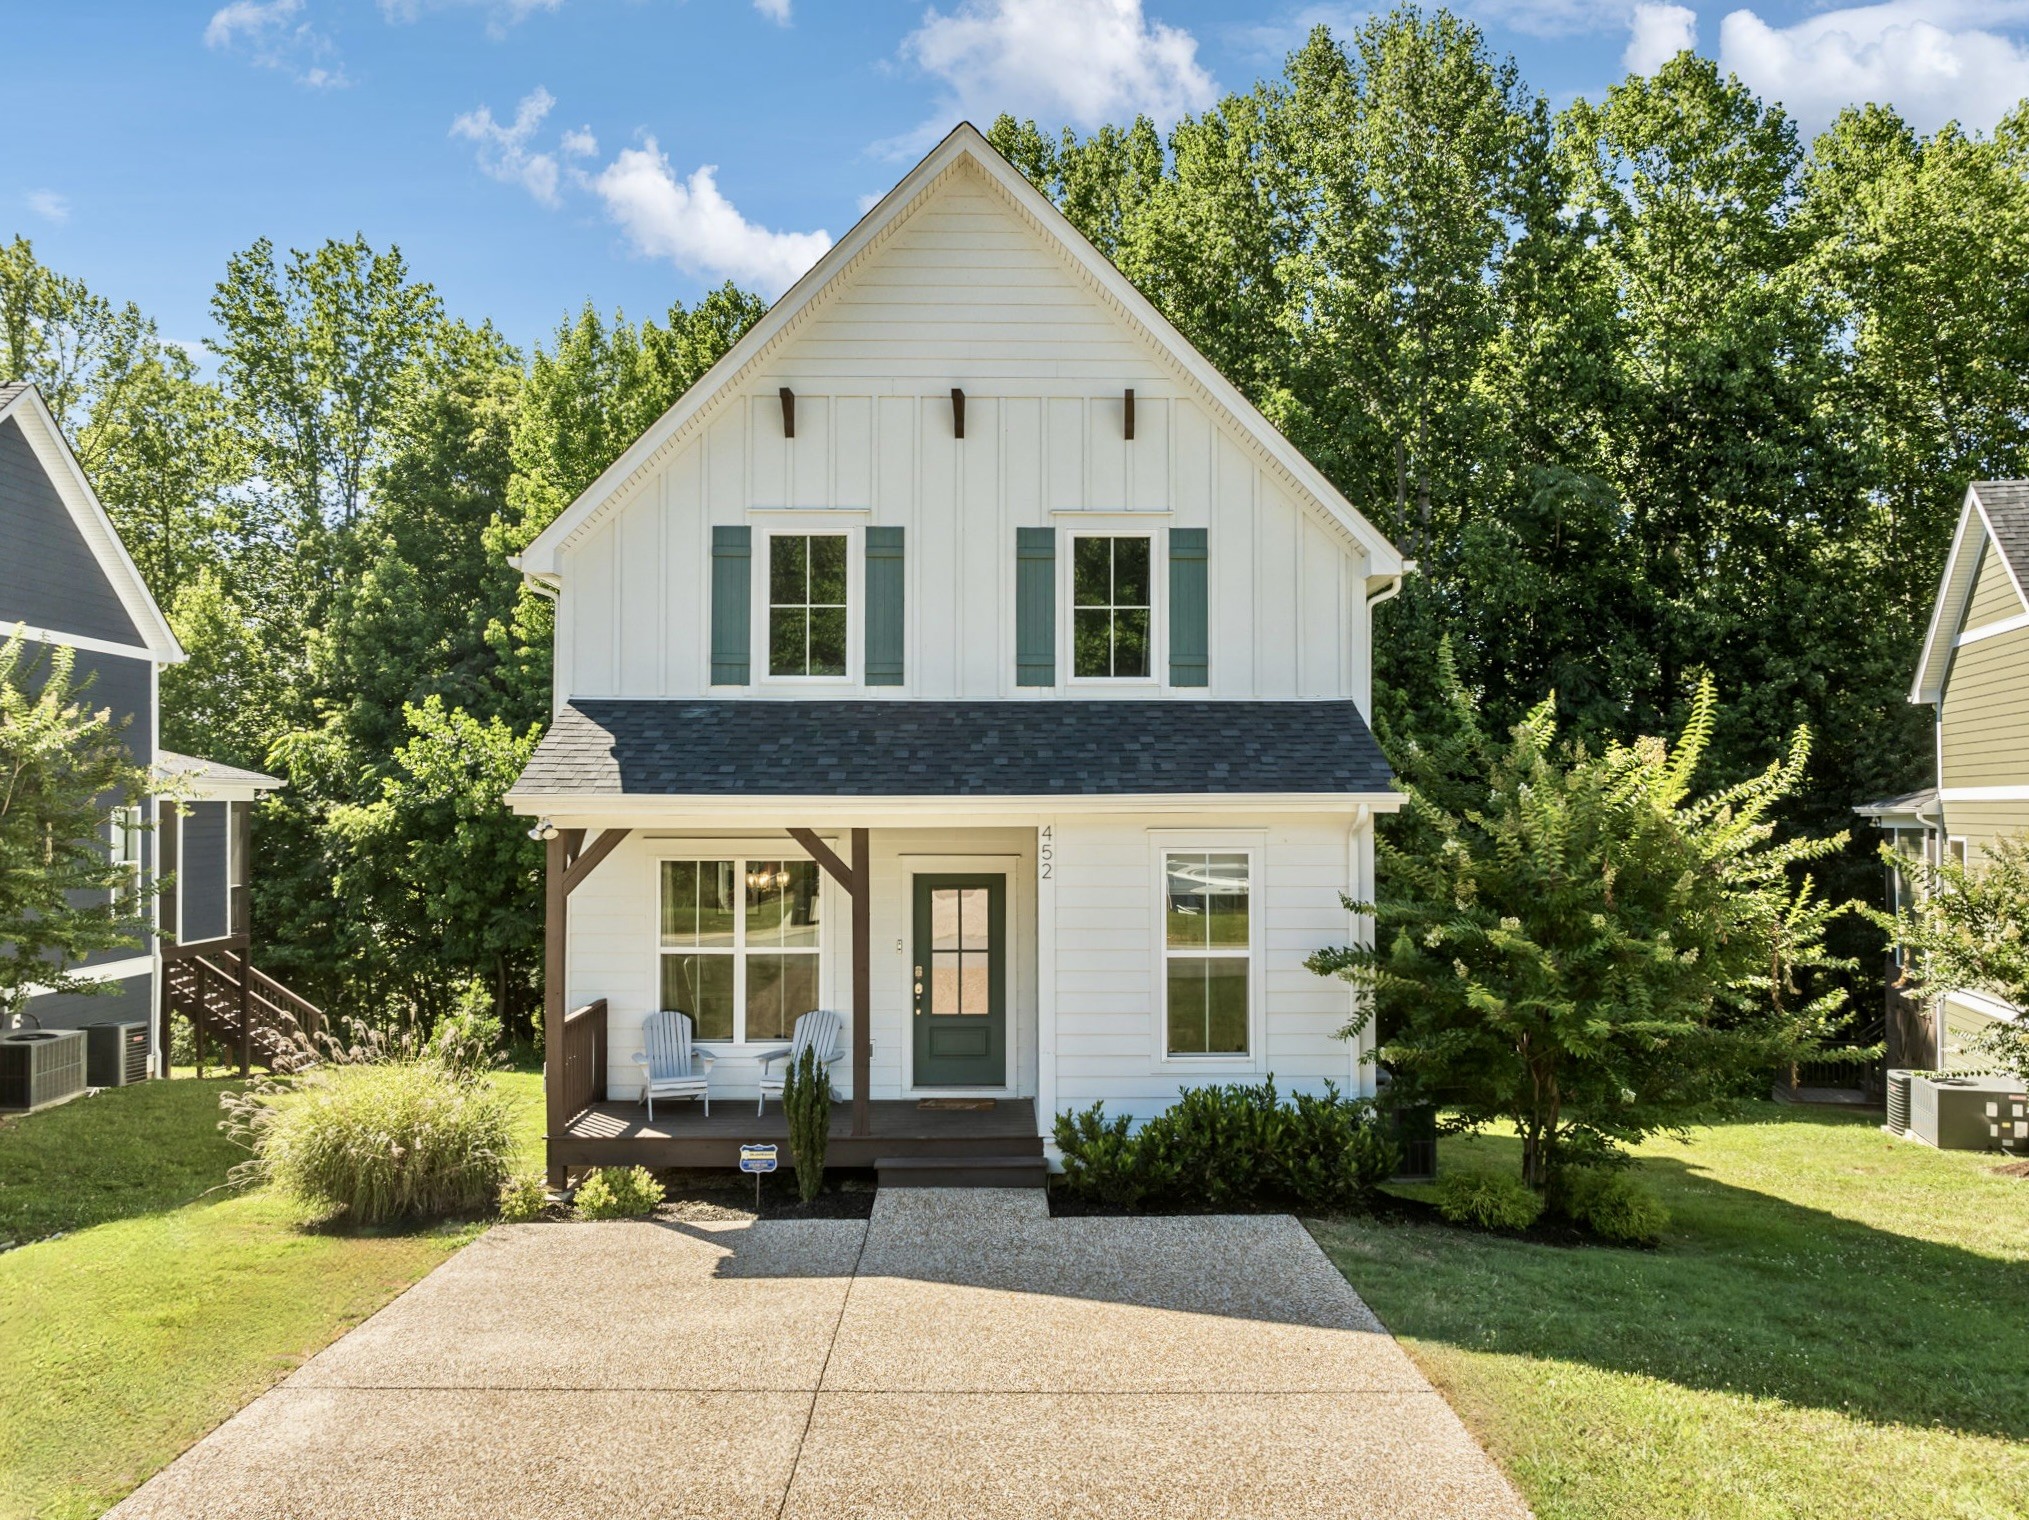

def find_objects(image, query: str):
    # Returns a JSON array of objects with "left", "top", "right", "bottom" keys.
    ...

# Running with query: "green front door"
[{"left": 911, "top": 873, "right": 1007, "bottom": 1088}]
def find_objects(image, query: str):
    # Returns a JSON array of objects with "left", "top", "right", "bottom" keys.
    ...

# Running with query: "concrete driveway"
[{"left": 110, "top": 1190, "right": 1528, "bottom": 1519}]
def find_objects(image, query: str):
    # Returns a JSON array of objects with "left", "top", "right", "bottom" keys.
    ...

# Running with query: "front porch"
[{"left": 553, "top": 1095, "right": 1044, "bottom": 1170}]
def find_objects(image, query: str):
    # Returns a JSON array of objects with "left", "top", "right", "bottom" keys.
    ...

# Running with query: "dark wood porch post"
[
  {"left": 851, "top": 827, "right": 871, "bottom": 1137},
  {"left": 544, "top": 832, "right": 569, "bottom": 1191}
]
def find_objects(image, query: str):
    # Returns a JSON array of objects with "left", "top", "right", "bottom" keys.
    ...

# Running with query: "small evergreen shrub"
[
  {"left": 1559, "top": 1166, "right": 1670, "bottom": 1245},
  {"left": 497, "top": 1170, "right": 551, "bottom": 1223},
  {"left": 783, "top": 1044, "right": 832, "bottom": 1204},
  {"left": 572, "top": 1165, "right": 665, "bottom": 1220},
  {"left": 1053, "top": 1079, "right": 1394, "bottom": 1211},
  {"left": 1434, "top": 1169, "right": 1544, "bottom": 1232},
  {"left": 223, "top": 1059, "right": 515, "bottom": 1226}
]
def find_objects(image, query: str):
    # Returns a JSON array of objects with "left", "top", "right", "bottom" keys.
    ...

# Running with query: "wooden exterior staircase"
[{"left": 161, "top": 935, "right": 324, "bottom": 1077}]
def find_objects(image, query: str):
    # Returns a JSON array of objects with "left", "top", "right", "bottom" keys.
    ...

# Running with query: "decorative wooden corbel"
[
  {"left": 1124, "top": 387, "right": 1135, "bottom": 441},
  {"left": 951, "top": 387, "right": 966, "bottom": 440},
  {"left": 780, "top": 387, "right": 796, "bottom": 439}
]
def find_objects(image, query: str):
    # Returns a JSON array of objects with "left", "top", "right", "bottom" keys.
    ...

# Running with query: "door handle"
[{"left": 913, "top": 966, "right": 923, "bottom": 1015}]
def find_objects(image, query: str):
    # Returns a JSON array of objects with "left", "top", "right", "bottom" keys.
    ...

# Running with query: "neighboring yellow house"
[{"left": 1857, "top": 480, "right": 2029, "bottom": 1071}]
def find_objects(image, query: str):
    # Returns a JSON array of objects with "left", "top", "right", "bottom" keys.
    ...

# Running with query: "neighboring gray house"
[{"left": 0, "top": 382, "right": 288, "bottom": 1079}]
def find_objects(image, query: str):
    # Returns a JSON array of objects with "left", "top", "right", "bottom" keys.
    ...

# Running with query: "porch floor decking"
[{"left": 555, "top": 1097, "right": 1043, "bottom": 1171}]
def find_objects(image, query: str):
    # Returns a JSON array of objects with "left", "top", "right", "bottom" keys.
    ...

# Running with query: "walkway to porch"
[{"left": 554, "top": 1096, "right": 1043, "bottom": 1172}]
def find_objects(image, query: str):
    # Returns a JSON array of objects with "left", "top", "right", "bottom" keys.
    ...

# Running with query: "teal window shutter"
[
  {"left": 864, "top": 526, "right": 905, "bottom": 686},
  {"left": 710, "top": 525, "right": 751, "bottom": 684},
  {"left": 1169, "top": 528, "right": 1208, "bottom": 687},
  {"left": 1016, "top": 527, "right": 1056, "bottom": 687}
]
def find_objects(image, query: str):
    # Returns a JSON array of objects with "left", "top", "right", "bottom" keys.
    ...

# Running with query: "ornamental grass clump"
[{"left": 223, "top": 1058, "right": 515, "bottom": 1226}]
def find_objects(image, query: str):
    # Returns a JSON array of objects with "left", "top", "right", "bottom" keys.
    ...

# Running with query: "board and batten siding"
[{"left": 556, "top": 161, "right": 1376, "bottom": 710}]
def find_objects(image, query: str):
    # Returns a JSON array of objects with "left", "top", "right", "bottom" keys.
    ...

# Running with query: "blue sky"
[{"left": 9, "top": 1, "right": 2029, "bottom": 358}]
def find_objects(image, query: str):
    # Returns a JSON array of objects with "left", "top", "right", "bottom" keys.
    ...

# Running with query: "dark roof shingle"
[
  {"left": 1973, "top": 481, "right": 2029, "bottom": 586},
  {"left": 513, "top": 700, "right": 1394, "bottom": 799}
]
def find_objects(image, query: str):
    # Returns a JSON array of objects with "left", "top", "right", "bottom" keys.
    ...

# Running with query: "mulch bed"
[{"left": 649, "top": 1167, "right": 879, "bottom": 1222}]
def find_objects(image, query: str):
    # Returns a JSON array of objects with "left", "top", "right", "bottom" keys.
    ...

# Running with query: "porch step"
[{"left": 875, "top": 1154, "right": 1049, "bottom": 1189}]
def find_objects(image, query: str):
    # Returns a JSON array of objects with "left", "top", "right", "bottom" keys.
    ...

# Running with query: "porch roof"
[{"left": 511, "top": 699, "right": 1393, "bottom": 801}]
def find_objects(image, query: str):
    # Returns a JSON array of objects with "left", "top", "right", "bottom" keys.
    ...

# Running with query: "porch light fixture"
[
  {"left": 746, "top": 866, "right": 791, "bottom": 892},
  {"left": 528, "top": 817, "right": 559, "bottom": 842}
]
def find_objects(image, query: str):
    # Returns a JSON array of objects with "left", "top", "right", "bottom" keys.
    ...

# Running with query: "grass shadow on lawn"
[{"left": 1313, "top": 1104, "right": 2029, "bottom": 1447}]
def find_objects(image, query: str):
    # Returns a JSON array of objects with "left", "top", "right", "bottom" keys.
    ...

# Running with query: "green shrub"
[
  {"left": 1054, "top": 1079, "right": 1394, "bottom": 1211},
  {"left": 1559, "top": 1166, "right": 1670, "bottom": 1245},
  {"left": 497, "top": 1170, "right": 551, "bottom": 1223},
  {"left": 223, "top": 1060, "right": 515, "bottom": 1226},
  {"left": 783, "top": 1045, "right": 832, "bottom": 1204},
  {"left": 1434, "top": 1169, "right": 1544, "bottom": 1232},
  {"left": 1052, "top": 1104, "right": 1146, "bottom": 1207},
  {"left": 573, "top": 1165, "right": 664, "bottom": 1220}
]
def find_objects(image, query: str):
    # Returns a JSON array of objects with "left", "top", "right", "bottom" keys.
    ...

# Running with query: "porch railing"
[{"left": 549, "top": 998, "right": 608, "bottom": 1137}]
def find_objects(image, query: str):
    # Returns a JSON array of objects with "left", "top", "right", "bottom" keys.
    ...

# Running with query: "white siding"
[{"left": 553, "top": 159, "right": 1375, "bottom": 709}]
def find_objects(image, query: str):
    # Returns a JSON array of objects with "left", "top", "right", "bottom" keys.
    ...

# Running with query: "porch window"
[
  {"left": 660, "top": 858, "right": 821, "bottom": 1043},
  {"left": 1163, "top": 851, "right": 1249, "bottom": 1056},
  {"left": 1072, "top": 535, "right": 1151, "bottom": 678},
  {"left": 769, "top": 534, "right": 849, "bottom": 677}
]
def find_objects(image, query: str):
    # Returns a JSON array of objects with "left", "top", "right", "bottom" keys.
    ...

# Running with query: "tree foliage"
[
  {"left": 0, "top": 635, "right": 156, "bottom": 1023},
  {"left": 1308, "top": 648, "right": 1854, "bottom": 1189}
]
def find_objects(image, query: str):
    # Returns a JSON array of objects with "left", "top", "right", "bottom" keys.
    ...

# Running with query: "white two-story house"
[{"left": 508, "top": 125, "right": 1408, "bottom": 1185}]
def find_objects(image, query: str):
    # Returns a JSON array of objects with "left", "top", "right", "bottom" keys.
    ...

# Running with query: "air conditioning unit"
[
  {"left": 1884, "top": 1069, "right": 1912, "bottom": 1135},
  {"left": 0, "top": 1028, "right": 88, "bottom": 1112},
  {"left": 87, "top": 1021, "right": 151, "bottom": 1087}
]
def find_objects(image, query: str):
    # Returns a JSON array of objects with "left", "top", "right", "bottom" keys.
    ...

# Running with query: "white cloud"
[
  {"left": 451, "top": 87, "right": 570, "bottom": 205},
  {"left": 884, "top": 0, "right": 1218, "bottom": 156},
  {"left": 25, "top": 190, "right": 70, "bottom": 225},
  {"left": 380, "top": 0, "right": 563, "bottom": 29},
  {"left": 204, "top": 0, "right": 347, "bottom": 86},
  {"left": 1719, "top": 0, "right": 2029, "bottom": 134},
  {"left": 593, "top": 141, "right": 832, "bottom": 295},
  {"left": 753, "top": 0, "right": 792, "bottom": 23},
  {"left": 1624, "top": 2, "right": 1697, "bottom": 72}
]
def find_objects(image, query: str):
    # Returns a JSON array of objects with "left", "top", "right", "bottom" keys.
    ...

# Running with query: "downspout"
[{"left": 1361, "top": 564, "right": 1412, "bottom": 721}]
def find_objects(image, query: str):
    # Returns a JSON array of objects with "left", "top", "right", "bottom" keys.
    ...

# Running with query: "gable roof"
[
  {"left": 0, "top": 383, "right": 183, "bottom": 662},
  {"left": 1911, "top": 481, "right": 2029, "bottom": 704},
  {"left": 515, "top": 122, "right": 1406, "bottom": 581}
]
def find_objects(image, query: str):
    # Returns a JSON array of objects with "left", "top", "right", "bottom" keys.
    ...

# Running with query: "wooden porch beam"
[
  {"left": 787, "top": 827, "right": 856, "bottom": 894},
  {"left": 544, "top": 832, "right": 569, "bottom": 1191},
  {"left": 850, "top": 827, "right": 871, "bottom": 1136},
  {"left": 563, "top": 828, "right": 631, "bottom": 896}
]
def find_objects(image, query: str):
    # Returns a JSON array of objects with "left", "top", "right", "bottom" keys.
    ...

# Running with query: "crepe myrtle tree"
[
  {"left": 1309, "top": 646, "right": 1856, "bottom": 1195},
  {"left": 1866, "top": 832, "right": 2029, "bottom": 1078},
  {"left": 0, "top": 632, "right": 158, "bottom": 1026}
]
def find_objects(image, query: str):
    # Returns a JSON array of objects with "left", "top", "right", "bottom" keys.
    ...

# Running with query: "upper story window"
[
  {"left": 768, "top": 534, "right": 848, "bottom": 677},
  {"left": 1072, "top": 534, "right": 1151, "bottom": 679}
]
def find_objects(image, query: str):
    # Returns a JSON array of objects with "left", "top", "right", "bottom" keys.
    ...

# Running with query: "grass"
[
  {"left": 1311, "top": 1103, "right": 2029, "bottom": 1520},
  {"left": 0, "top": 1064, "right": 544, "bottom": 1520}
]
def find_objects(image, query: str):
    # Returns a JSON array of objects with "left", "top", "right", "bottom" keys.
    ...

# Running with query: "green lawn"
[
  {"left": 1312, "top": 1104, "right": 2029, "bottom": 1520},
  {"left": 0, "top": 1067, "right": 544, "bottom": 1520}
]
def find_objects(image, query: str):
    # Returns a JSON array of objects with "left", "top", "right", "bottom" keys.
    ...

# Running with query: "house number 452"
[{"left": 1039, "top": 824, "right": 1053, "bottom": 882}]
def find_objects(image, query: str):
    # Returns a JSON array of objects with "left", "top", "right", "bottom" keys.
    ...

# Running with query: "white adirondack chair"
[
  {"left": 632, "top": 1009, "right": 716, "bottom": 1121},
  {"left": 753, "top": 1008, "right": 846, "bottom": 1116}
]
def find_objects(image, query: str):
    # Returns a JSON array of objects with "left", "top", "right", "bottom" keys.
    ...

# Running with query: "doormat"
[{"left": 918, "top": 1098, "right": 997, "bottom": 1110}]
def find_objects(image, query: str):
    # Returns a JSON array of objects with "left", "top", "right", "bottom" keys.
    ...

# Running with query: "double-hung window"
[
  {"left": 1162, "top": 851, "right": 1251, "bottom": 1057},
  {"left": 108, "top": 806, "right": 143, "bottom": 913},
  {"left": 769, "top": 534, "right": 849, "bottom": 677},
  {"left": 1072, "top": 535, "right": 1151, "bottom": 678},
  {"left": 660, "top": 858, "right": 822, "bottom": 1043}
]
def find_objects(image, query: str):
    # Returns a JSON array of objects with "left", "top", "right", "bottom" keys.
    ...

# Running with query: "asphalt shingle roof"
[
  {"left": 1973, "top": 480, "right": 2029, "bottom": 587},
  {"left": 514, "top": 699, "right": 1395, "bottom": 798},
  {"left": 158, "top": 750, "right": 284, "bottom": 789}
]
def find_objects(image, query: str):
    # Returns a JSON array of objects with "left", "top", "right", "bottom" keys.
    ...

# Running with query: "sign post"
[{"left": 739, "top": 1143, "right": 778, "bottom": 1211}]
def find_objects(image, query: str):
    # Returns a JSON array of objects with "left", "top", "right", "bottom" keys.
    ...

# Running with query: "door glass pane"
[
  {"left": 662, "top": 954, "right": 735, "bottom": 1040},
  {"left": 959, "top": 959, "right": 990, "bottom": 1015},
  {"left": 930, "top": 888, "right": 962, "bottom": 951},
  {"left": 931, "top": 949, "right": 961, "bottom": 1012},
  {"left": 959, "top": 888, "right": 989, "bottom": 948},
  {"left": 747, "top": 953, "right": 817, "bottom": 1043}
]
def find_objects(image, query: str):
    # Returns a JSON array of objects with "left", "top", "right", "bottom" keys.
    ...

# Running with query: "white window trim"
[
  {"left": 1063, "top": 529, "right": 1165, "bottom": 688},
  {"left": 652, "top": 847, "right": 832, "bottom": 1049},
  {"left": 1148, "top": 831, "right": 1265, "bottom": 1072},
  {"left": 108, "top": 805, "right": 143, "bottom": 911},
  {"left": 755, "top": 526, "right": 861, "bottom": 687}
]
